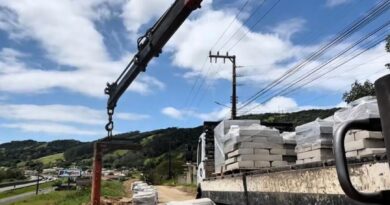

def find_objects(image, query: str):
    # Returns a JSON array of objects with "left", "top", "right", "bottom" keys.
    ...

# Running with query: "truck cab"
[{"left": 196, "top": 121, "right": 219, "bottom": 185}]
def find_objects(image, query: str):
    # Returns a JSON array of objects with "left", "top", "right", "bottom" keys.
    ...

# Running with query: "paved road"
[
  {"left": 156, "top": 186, "right": 195, "bottom": 204},
  {"left": 0, "top": 180, "right": 50, "bottom": 193},
  {"left": 0, "top": 188, "right": 53, "bottom": 205}
]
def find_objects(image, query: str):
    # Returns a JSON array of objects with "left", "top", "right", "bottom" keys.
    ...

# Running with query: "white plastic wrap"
[
  {"left": 281, "top": 132, "right": 296, "bottom": 144},
  {"left": 166, "top": 198, "right": 216, "bottom": 205},
  {"left": 333, "top": 96, "right": 379, "bottom": 134},
  {"left": 295, "top": 118, "right": 333, "bottom": 146},
  {"left": 132, "top": 182, "right": 157, "bottom": 205},
  {"left": 214, "top": 120, "right": 260, "bottom": 173},
  {"left": 132, "top": 191, "right": 157, "bottom": 205}
]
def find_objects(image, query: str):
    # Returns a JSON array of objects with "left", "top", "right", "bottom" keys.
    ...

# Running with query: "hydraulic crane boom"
[{"left": 104, "top": 0, "right": 202, "bottom": 136}]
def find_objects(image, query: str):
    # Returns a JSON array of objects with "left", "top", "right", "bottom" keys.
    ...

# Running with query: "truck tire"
[{"left": 196, "top": 185, "right": 202, "bottom": 199}]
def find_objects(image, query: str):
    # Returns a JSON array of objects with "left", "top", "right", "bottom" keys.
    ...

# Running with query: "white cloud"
[
  {"left": 162, "top": 96, "right": 342, "bottom": 121},
  {"left": 326, "top": 0, "right": 351, "bottom": 7},
  {"left": 271, "top": 18, "right": 306, "bottom": 40},
  {"left": 121, "top": 0, "right": 172, "bottom": 34},
  {"left": 0, "top": 0, "right": 164, "bottom": 97},
  {"left": 0, "top": 103, "right": 149, "bottom": 125},
  {"left": 162, "top": 107, "right": 184, "bottom": 119},
  {"left": 164, "top": 2, "right": 387, "bottom": 94},
  {"left": 1, "top": 122, "right": 99, "bottom": 136}
]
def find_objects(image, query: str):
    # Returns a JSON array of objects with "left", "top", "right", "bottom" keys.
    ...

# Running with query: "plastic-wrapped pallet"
[
  {"left": 166, "top": 198, "right": 216, "bottom": 205},
  {"left": 132, "top": 191, "right": 157, "bottom": 205},
  {"left": 270, "top": 132, "right": 297, "bottom": 166},
  {"left": 334, "top": 96, "right": 385, "bottom": 158},
  {"left": 223, "top": 124, "right": 291, "bottom": 171},
  {"left": 214, "top": 120, "right": 260, "bottom": 174},
  {"left": 333, "top": 96, "right": 379, "bottom": 133},
  {"left": 295, "top": 118, "right": 334, "bottom": 164}
]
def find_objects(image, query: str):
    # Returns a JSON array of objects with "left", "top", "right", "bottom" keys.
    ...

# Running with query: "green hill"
[
  {"left": 0, "top": 140, "right": 82, "bottom": 167},
  {"left": 0, "top": 108, "right": 338, "bottom": 184}
]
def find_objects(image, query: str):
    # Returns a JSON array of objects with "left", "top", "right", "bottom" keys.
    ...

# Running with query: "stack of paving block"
[
  {"left": 333, "top": 96, "right": 384, "bottom": 158},
  {"left": 214, "top": 120, "right": 261, "bottom": 174},
  {"left": 223, "top": 124, "right": 296, "bottom": 172},
  {"left": 295, "top": 119, "right": 334, "bottom": 164},
  {"left": 345, "top": 130, "right": 386, "bottom": 158}
]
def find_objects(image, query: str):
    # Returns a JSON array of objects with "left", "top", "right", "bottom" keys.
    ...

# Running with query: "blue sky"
[{"left": 0, "top": 0, "right": 389, "bottom": 143}]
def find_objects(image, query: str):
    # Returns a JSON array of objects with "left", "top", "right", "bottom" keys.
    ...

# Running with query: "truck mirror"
[
  {"left": 375, "top": 74, "right": 390, "bottom": 165},
  {"left": 334, "top": 74, "right": 390, "bottom": 204}
]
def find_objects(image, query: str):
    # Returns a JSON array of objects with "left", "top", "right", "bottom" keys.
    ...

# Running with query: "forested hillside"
[
  {"left": 0, "top": 140, "right": 82, "bottom": 167},
  {"left": 0, "top": 108, "right": 338, "bottom": 183}
]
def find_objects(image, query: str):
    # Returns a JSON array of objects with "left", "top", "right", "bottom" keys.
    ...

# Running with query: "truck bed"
[{"left": 200, "top": 156, "right": 389, "bottom": 205}]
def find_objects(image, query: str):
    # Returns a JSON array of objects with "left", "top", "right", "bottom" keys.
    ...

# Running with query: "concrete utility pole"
[{"left": 209, "top": 51, "right": 237, "bottom": 120}]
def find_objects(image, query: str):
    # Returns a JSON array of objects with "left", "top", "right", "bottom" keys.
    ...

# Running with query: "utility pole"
[
  {"left": 168, "top": 141, "right": 172, "bottom": 180},
  {"left": 209, "top": 51, "right": 237, "bottom": 119}
]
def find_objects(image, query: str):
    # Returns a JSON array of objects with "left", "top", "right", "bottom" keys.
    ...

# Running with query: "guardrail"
[{"left": 0, "top": 179, "right": 38, "bottom": 188}]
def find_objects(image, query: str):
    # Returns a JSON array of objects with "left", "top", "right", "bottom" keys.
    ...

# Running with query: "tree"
[{"left": 342, "top": 80, "right": 375, "bottom": 103}]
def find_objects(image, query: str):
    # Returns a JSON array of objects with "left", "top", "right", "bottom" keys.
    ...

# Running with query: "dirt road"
[{"left": 156, "top": 185, "right": 195, "bottom": 204}]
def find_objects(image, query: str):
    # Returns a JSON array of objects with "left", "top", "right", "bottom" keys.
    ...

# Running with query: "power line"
[
  {"left": 259, "top": 20, "right": 389, "bottom": 103},
  {"left": 182, "top": 0, "right": 253, "bottom": 110},
  {"left": 210, "top": 0, "right": 251, "bottom": 50},
  {"left": 238, "top": 0, "right": 390, "bottom": 110},
  {"left": 240, "top": 31, "right": 388, "bottom": 115},
  {"left": 227, "top": 0, "right": 282, "bottom": 51},
  {"left": 218, "top": 0, "right": 267, "bottom": 51},
  {"left": 282, "top": 34, "right": 389, "bottom": 97}
]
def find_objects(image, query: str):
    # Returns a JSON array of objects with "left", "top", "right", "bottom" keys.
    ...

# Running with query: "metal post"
[
  {"left": 35, "top": 174, "right": 39, "bottom": 195},
  {"left": 91, "top": 143, "right": 102, "bottom": 205},
  {"left": 242, "top": 174, "right": 249, "bottom": 205},
  {"left": 232, "top": 57, "right": 237, "bottom": 120},
  {"left": 168, "top": 142, "right": 172, "bottom": 180},
  {"left": 209, "top": 51, "right": 238, "bottom": 119}
]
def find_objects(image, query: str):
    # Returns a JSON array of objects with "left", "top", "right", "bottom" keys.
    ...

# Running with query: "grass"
[
  {"left": 0, "top": 181, "right": 55, "bottom": 199},
  {"left": 37, "top": 153, "right": 64, "bottom": 165},
  {"left": 11, "top": 180, "right": 125, "bottom": 205},
  {"left": 113, "top": 150, "right": 127, "bottom": 157}
]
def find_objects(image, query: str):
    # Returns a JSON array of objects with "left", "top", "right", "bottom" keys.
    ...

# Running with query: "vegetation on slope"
[
  {"left": 1, "top": 108, "right": 339, "bottom": 184},
  {"left": 0, "top": 140, "right": 82, "bottom": 168}
]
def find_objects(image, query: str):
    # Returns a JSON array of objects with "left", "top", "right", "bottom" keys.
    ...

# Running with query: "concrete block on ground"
[
  {"left": 355, "top": 131, "right": 383, "bottom": 140},
  {"left": 226, "top": 161, "right": 255, "bottom": 171},
  {"left": 254, "top": 148, "right": 270, "bottom": 155},
  {"left": 254, "top": 161, "right": 271, "bottom": 168},
  {"left": 227, "top": 148, "right": 254, "bottom": 158},
  {"left": 270, "top": 148, "right": 295, "bottom": 155},
  {"left": 237, "top": 154, "right": 282, "bottom": 161},
  {"left": 358, "top": 148, "right": 386, "bottom": 157},
  {"left": 271, "top": 161, "right": 288, "bottom": 167},
  {"left": 297, "top": 148, "right": 333, "bottom": 160},
  {"left": 345, "top": 139, "right": 385, "bottom": 152}
]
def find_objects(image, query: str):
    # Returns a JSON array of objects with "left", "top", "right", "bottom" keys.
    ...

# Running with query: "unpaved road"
[{"left": 156, "top": 186, "right": 195, "bottom": 204}]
